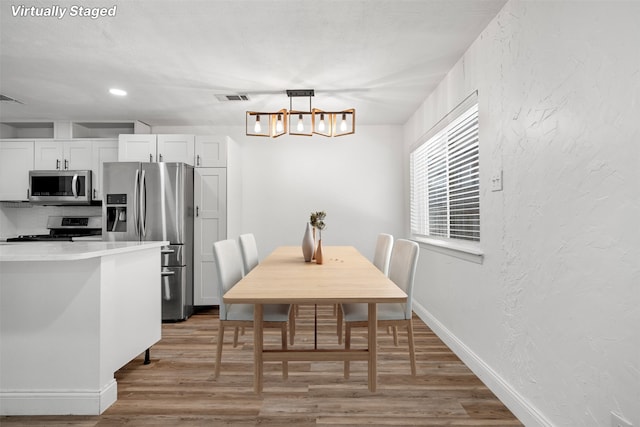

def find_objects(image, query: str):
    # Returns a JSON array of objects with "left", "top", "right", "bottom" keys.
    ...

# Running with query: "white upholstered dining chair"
[
  {"left": 340, "top": 238, "right": 419, "bottom": 377},
  {"left": 213, "top": 239, "right": 292, "bottom": 379},
  {"left": 237, "top": 233, "right": 297, "bottom": 345},
  {"left": 372, "top": 233, "right": 393, "bottom": 275},
  {"left": 337, "top": 233, "right": 394, "bottom": 344},
  {"left": 238, "top": 233, "right": 259, "bottom": 275}
]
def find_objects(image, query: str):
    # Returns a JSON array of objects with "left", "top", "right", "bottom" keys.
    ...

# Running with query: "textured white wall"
[
  {"left": 153, "top": 124, "right": 405, "bottom": 260},
  {"left": 404, "top": 1, "right": 640, "bottom": 426}
]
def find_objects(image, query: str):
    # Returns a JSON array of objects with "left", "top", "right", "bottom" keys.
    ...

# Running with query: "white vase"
[{"left": 302, "top": 222, "right": 314, "bottom": 262}]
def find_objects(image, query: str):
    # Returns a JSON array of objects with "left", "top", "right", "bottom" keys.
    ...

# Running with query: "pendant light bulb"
[
  {"left": 254, "top": 115, "right": 261, "bottom": 133},
  {"left": 297, "top": 114, "right": 304, "bottom": 132},
  {"left": 340, "top": 113, "right": 347, "bottom": 132},
  {"left": 276, "top": 114, "right": 284, "bottom": 132},
  {"left": 318, "top": 113, "right": 325, "bottom": 132}
]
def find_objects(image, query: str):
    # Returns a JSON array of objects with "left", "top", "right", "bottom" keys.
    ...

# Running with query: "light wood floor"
[{"left": 2, "top": 305, "right": 522, "bottom": 426}]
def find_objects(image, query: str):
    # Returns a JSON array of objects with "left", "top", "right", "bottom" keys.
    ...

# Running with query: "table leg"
[
  {"left": 368, "top": 303, "right": 377, "bottom": 392},
  {"left": 254, "top": 303, "right": 264, "bottom": 393}
]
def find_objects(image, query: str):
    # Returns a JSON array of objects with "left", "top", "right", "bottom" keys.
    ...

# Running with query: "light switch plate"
[{"left": 491, "top": 170, "right": 503, "bottom": 192}]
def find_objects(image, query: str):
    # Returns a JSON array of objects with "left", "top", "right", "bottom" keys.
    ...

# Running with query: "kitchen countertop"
[{"left": 0, "top": 240, "right": 169, "bottom": 261}]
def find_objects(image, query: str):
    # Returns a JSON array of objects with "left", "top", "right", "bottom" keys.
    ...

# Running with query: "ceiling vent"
[
  {"left": 0, "top": 94, "right": 23, "bottom": 103},
  {"left": 215, "top": 94, "right": 249, "bottom": 102}
]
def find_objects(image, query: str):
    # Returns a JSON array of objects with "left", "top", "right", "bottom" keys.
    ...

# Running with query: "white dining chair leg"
[
  {"left": 233, "top": 326, "right": 240, "bottom": 347},
  {"left": 343, "top": 324, "right": 351, "bottom": 379},
  {"left": 407, "top": 320, "right": 417, "bottom": 376},
  {"left": 281, "top": 324, "right": 288, "bottom": 379},
  {"left": 214, "top": 323, "right": 225, "bottom": 379}
]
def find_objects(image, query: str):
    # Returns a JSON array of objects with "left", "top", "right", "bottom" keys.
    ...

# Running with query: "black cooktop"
[
  {"left": 7, "top": 215, "right": 102, "bottom": 242},
  {"left": 7, "top": 235, "right": 74, "bottom": 242}
]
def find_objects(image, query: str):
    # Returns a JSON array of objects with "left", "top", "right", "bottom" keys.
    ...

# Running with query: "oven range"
[{"left": 7, "top": 216, "right": 102, "bottom": 242}]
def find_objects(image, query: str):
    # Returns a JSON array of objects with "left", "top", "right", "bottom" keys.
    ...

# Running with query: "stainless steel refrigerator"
[{"left": 102, "top": 162, "right": 194, "bottom": 321}]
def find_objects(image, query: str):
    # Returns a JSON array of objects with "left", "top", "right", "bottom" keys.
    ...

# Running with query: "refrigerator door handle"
[
  {"left": 133, "top": 169, "right": 140, "bottom": 238},
  {"left": 140, "top": 169, "right": 147, "bottom": 237}
]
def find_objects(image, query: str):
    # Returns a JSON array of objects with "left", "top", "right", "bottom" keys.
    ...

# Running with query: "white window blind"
[{"left": 410, "top": 102, "right": 480, "bottom": 242}]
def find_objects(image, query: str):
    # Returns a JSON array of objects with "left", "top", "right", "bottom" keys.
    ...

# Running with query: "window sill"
[{"left": 410, "top": 237, "right": 484, "bottom": 264}]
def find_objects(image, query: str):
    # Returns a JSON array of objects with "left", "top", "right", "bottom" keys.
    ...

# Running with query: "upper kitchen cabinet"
[
  {"left": 91, "top": 139, "right": 118, "bottom": 201},
  {"left": 194, "top": 135, "right": 228, "bottom": 167},
  {"left": 0, "top": 140, "right": 34, "bottom": 201},
  {"left": 119, "top": 134, "right": 195, "bottom": 164},
  {"left": 34, "top": 140, "right": 93, "bottom": 171},
  {"left": 157, "top": 134, "right": 195, "bottom": 163},
  {"left": 118, "top": 134, "right": 157, "bottom": 162}
]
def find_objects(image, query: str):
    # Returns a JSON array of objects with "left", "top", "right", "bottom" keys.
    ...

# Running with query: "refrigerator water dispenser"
[{"left": 106, "top": 194, "right": 128, "bottom": 232}]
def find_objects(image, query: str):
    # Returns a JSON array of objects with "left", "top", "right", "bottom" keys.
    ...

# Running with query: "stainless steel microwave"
[{"left": 29, "top": 170, "right": 92, "bottom": 205}]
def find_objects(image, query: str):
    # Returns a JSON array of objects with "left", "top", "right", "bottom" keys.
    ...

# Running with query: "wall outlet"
[
  {"left": 491, "top": 170, "right": 503, "bottom": 192},
  {"left": 611, "top": 412, "right": 633, "bottom": 427}
]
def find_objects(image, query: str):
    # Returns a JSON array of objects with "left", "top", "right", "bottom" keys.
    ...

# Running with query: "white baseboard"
[
  {"left": 0, "top": 379, "right": 117, "bottom": 416},
  {"left": 412, "top": 301, "right": 553, "bottom": 427}
]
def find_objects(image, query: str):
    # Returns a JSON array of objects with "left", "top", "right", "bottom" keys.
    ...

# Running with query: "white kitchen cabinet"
[
  {"left": 193, "top": 168, "right": 227, "bottom": 305},
  {"left": 0, "top": 140, "right": 34, "bottom": 201},
  {"left": 91, "top": 139, "right": 118, "bottom": 201},
  {"left": 119, "top": 134, "right": 195, "bottom": 164},
  {"left": 157, "top": 134, "right": 195, "bottom": 164},
  {"left": 34, "top": 140, "right": 93, "bottom": 171},
  {"left": 192, "top": 137, "right": 241, "bottom": 306},
  {"left": 194, "top": 135, "right": 228, "bottom": 167},
  {"left": 118, "top": 134, "right": 157, "bottom": 162}
]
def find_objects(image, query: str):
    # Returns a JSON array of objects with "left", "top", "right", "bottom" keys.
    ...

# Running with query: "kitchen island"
[{"left": 0, "top": 241, "right": 167, "bottom": 415}]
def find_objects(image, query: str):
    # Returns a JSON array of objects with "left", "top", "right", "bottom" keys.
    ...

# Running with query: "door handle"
[
  {"left": 133, "top": 169, "right": 139, "bottom": 237},
  {"left": 140, "top": 169, "right": 147, "bottom": 237},
  {"left": 64, "top": 159, "right": 69, "bottom": 170},
  {"left": 149, "top": 153, "right": 153, "bottom": 162},
  {"left": 71, "top": 174, "right": 78, "bottom": 198},
  {"left": 56, "top": 159, "right": 60, "bottom": 170},
  {"left": 196, "top": 154, "right": 200, "bottom": 166},
  {"left": 162, "top": 273, "right": 173, "bottom": 301},
  {"left": 159, "top": 153, "right": 163, "bottom": 162},
  {"left": 93, "top": 188, "right": 96, "bottom": 199},
  {"left": 196, "top": 206, "right": 199, "bottom": 217}
]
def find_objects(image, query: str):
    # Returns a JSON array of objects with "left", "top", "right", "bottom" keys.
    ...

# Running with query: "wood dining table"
[{"left": 222, "top": 245, "right": 407, "bottom": 392}]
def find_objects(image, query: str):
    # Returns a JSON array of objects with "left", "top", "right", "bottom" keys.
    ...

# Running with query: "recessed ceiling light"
[{"left": 109, "top": 88, "right": 127, "bottom": 96}]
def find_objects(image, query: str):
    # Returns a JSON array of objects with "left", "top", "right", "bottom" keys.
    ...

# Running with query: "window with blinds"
[{"left": 410, "top": 102, "right": 480, "bottom": 242}]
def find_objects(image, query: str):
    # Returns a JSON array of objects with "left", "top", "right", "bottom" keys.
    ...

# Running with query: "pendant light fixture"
[{"left": 245, "top": 89, "right": 355, "bottom": 138}]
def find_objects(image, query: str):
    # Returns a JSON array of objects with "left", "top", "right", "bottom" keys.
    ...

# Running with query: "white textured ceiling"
[{"left": 0, "top": 0, "right": 506, "bottom": 126}]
